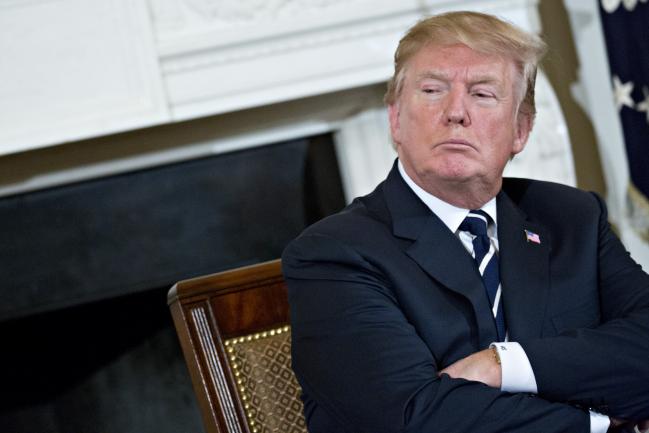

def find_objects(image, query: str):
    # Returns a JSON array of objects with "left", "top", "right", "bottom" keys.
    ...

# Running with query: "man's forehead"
[
  {"left": 414, "top": 42, "right": 509, "bottom": 61},
  {"left": 407, "top": 44, "right": 515, "bottom": 83}
]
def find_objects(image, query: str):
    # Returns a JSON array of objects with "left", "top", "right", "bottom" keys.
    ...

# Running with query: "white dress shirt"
[{"left": 397, "top": 161, "right": 609, "bottom": 433}]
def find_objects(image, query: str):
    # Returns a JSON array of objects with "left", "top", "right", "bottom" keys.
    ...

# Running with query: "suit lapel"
[
  {"left": 497, "top": 189, "right": 551, "bottom": 341},
  {"left": 383, "top": 164, "right": 498, "bottom": 347},
  {"left": 405, "top": 218, "right": 499, "bottom": 347}
]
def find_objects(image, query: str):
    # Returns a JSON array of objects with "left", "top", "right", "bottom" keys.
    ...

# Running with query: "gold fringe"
[{"left": 627, "top": 182, "right": 649, "bottom": 242}]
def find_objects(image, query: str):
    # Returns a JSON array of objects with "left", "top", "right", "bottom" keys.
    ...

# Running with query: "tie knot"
[{"left": 459, "top": 210, "right": 490, "bottom": 237}]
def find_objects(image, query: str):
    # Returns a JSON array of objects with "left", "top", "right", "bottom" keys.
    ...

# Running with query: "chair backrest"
[{"left": 168, "top": 259, "right": 307, "bottom": 433}]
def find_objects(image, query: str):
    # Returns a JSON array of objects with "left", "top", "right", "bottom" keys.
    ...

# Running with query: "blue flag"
[{"left": 599, "top": 1, "right": 649, "bottom": 242}]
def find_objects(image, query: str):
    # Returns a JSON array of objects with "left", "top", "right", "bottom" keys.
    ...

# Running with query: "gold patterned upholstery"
[{"left": 225, "top": 326, "right": 306, "bottom": 433}]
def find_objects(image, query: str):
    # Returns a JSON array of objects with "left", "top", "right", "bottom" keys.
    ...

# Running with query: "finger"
[{"left": 635, "top": 420, "right": 649, "bottom": 433}]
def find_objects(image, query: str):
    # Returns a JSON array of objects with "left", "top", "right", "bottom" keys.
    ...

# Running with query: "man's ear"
[
  {"left": 512, "top": 111, "right": 532, "bottom": 155},
  {"left": 388, "top": 103, "right": 401, "bottom": 145}
]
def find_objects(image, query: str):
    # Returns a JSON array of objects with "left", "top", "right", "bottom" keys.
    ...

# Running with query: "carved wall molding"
[
  {"left": 161, "top": 17, "right": 407, "bottom": 73},
  {"left": 151, "top": 0, "right": 375, "bottom": 41},
  {"left": 158, "top": 0, "right": 542, "bottom": 121}
]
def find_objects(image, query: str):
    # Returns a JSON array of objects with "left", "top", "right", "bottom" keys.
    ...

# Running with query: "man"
[{"left": 282, "top": 11, "right": 649, "bottom": 433}]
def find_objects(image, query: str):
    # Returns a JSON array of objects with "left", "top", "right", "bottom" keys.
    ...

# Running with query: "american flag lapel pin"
[{"left": 524, "top": 229, "right": 541, "bottom": 244}]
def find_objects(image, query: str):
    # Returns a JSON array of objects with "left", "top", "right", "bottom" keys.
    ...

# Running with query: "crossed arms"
[{"left": 283, "top": 194, "right": 649, "bottom": 433}]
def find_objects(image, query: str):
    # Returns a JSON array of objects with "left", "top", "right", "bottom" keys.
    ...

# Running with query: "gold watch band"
[{"left": 491, "top": 346, "right": 501, "bottom": 365}]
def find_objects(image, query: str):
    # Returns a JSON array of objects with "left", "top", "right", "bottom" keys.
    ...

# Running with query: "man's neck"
[
  {"left": 397, "top": 160, "right": 498, "bottom": 233},
  {"left": 424, "top": 180, "right": 499, "bottom": 210},
  {"left": 397, "top": 161, "right": 500, "bottom": 209}
]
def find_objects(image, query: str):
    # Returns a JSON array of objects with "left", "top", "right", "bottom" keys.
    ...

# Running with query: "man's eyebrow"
[
  {"left": 415, "top": 71, "right": 503, "bottom": 86},
  {"left": 415, "top": 71, "right": 449, "bottom": 82},
  {"left": 468, "top": 74, "right": 502, "bottom": 86}
]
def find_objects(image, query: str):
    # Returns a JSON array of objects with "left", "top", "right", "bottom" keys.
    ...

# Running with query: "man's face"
[{"left": 388, "top": 43, "right": 531, "bottom": 199}]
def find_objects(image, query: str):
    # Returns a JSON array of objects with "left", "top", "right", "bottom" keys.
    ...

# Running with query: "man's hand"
[
  {"left": 608, "top": 418, "right": 649, "bottom": 433},
  {"left": 438, "top": 348, "right": 502, "bottom": 389}
]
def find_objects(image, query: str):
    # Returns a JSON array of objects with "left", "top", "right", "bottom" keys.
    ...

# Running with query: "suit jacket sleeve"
[
  {"left": 521, "top": 192, "right": 649, "bottom": 419},
  {"left": 283, "top": 232, "right": 591, "bottom": 433}
]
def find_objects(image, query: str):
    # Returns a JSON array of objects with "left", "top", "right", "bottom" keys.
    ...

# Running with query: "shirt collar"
[{"left": 397, "top": 159, "right": 498, "bottom": 233}]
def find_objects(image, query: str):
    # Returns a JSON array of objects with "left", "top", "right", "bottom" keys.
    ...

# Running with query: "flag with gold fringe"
[{"left": 599, "top": 0, "right": 649, "bottom": 242}]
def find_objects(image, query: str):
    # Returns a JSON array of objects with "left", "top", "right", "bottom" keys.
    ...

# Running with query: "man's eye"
[
  {"left": 422, "top": 88, "right": 440, "bottom": 94},
  {"left": 472, "top": 91, "right": 494, "bottom": 98}
]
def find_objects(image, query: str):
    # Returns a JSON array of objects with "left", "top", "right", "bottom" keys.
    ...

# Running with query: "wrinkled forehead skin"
[{"left": 396, "top": 43, "right": 527, "bottom": 111}]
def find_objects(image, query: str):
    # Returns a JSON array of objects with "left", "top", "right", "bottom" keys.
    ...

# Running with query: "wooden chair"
[{"left": 168, "top": 259, "right": 307, "bottom": 433}]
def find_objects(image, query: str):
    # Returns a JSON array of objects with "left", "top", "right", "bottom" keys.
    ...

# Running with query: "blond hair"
[{"left": 384, "top": 11, "right": 547, "bottom": 117}]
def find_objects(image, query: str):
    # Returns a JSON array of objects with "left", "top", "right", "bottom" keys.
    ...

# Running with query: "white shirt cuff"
[
  {"left": 589, "top": 411, "right": 610, "bottom": 433},
  {"left": 491, "top": 342, "right": 538, "bottom": 393},
  {"left": 492, "top": 342, "right": 609, "bottom": 433}
]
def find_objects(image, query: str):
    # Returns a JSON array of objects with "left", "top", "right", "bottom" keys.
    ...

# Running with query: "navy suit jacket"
[{"left": 282, "top": 163, "right": 649, "bottom": 433}]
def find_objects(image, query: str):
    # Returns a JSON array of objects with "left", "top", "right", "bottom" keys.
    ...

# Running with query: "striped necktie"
[{"left": 459, "top": 210, "right": 506, "bottom": 341}]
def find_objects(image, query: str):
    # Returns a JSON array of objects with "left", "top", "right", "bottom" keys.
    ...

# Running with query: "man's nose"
[{"left": 444, "top": 89, "right": 470, "bottom": 126}]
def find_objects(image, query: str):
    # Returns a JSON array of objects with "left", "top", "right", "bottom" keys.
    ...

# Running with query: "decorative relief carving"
[
  {"left": 182, "top": 0, "right": 347, "bottom": 23},
  {"left": 149, "top": 0, "right": 364, "bottom": 42}
]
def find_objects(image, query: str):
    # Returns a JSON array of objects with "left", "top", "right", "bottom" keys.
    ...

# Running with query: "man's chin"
[
  {"left": 434, "top": 168, "right": 477, "bottom": 184},
  {"left": 430, "top": 169, "right": 498, "bottom": 190}
]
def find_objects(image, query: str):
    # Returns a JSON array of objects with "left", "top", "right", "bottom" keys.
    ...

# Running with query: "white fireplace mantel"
[
  {"left": 2, "top": 0, "right": 541, "bottom": 156},
  {"left": 0, "top": 0, "right": 575, "bottom": 203}
]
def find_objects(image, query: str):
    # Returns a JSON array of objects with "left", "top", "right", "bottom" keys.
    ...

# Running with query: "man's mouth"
[{"left": 436, "top": 139, "right": 474, "bottom": 150}]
